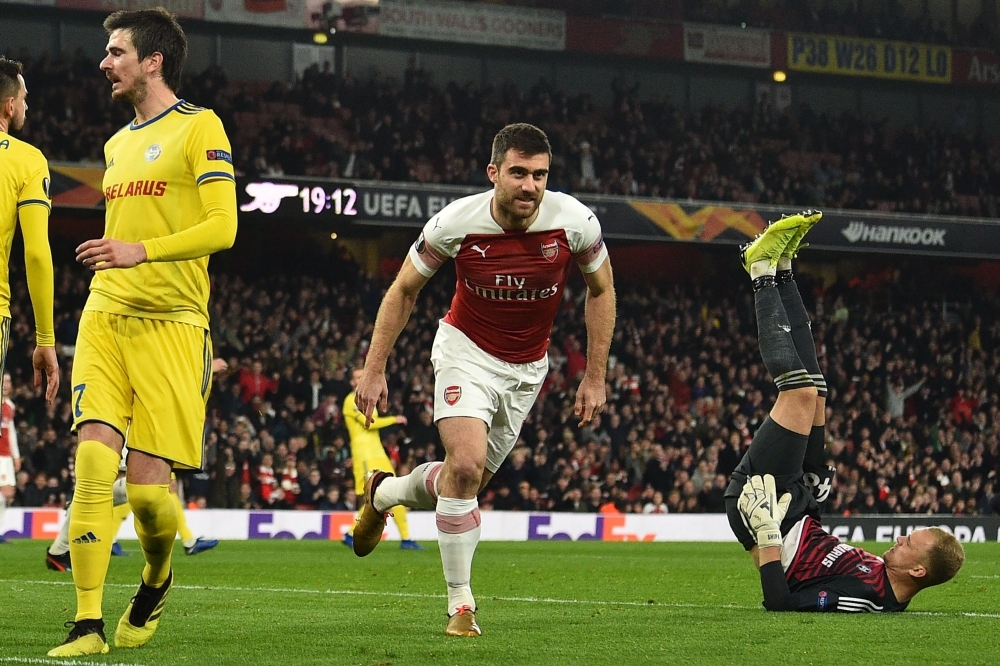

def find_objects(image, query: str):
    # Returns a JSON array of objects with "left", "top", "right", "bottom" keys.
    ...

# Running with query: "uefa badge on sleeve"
[{"left": 444, "top": 385, "right": 462, "bottom": 406}]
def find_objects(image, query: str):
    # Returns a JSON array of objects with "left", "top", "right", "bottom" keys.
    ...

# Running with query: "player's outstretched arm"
[
  {"left": 19, "top": 204, "right": 59, "bottom": 403},
  {"left": 575, "top": 258, "right": 615, "bottom": 426},
  {"left": 356, "top": 256, "right": 430, "bottom": 427}
]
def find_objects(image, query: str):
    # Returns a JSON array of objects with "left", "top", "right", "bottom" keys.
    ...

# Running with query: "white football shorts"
[
  {"left": 431, "top": 321, "right": 548, "bottom": 473},
  {"left": 0, "top": 456, "right": 15, "bottom": 487}
]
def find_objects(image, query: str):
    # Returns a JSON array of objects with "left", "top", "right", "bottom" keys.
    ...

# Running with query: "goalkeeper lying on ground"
[{"left": 726, "top": 211, "right": 964, "bottom": 612}]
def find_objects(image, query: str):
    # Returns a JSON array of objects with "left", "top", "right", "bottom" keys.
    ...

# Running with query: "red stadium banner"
[
  {"left": 244, "top": 0, "right": 285, "bottom": 11},
  {"left": 952, "top": 49, "right": 1000, "bottom": 87},
  {"left": 565, "top": 16, "right": 682, "bottom": 60},
  {"left": 54, "top": 0, "right": 205, "bottom": 19},
  {"left": 683, "top": 23, "right": 772, "bottom": 68},
  {"left": 204, "top": 0, "right": 304, "bottom": 27}
]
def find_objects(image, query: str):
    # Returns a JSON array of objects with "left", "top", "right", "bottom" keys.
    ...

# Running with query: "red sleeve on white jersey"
[
  {"left": 408, "top": 191, "right": 493, "bottom": 277},
  {"left": 565, "top": 203, "right": 607, "bottom": 274},
  {"left": 409, "top": 229, "right": 450, "bottom": 276}
]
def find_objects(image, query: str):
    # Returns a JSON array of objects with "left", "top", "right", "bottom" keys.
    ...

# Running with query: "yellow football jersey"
[
  {"left": 88, "top": 101, "right": 236, "bottom": 329},
  {"left": 0, "top": 131, "right": 50, "bottom": 319},
  {"left": 343, "top": 391, "right": 399, "bottom": 460}
]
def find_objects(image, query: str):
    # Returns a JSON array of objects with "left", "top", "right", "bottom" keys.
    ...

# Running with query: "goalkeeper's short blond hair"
[{"left": 920, "top": 527, "right": 965, "bottom": 588}]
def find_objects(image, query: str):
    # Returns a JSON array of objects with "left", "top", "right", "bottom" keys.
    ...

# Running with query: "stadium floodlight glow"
[
  {"left": 330, "top": 232, "right": 338, "bottom": 240},
  {"left": 313, "top": 32, "right": 329, "bottom": 44},
  {"left": 772, "top": 70, "right": 787, "bottom": 83}
]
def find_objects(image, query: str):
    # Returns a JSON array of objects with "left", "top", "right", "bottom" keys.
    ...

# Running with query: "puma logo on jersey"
[{"left": 471, "top": 244, "right": 490, "bottom": 258}]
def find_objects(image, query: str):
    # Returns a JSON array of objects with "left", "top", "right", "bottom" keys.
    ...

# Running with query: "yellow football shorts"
[
  {"left": 353, "top": 453, "right": 396, "bottom": 493},
  {"left": 72, "top": 311, "right": 212, "bottom": 469}
]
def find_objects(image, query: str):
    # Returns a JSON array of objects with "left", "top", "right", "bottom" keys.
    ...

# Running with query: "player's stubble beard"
[
  {"left": 5, "top": 98, "right": 26, "bottom": 135},
  {"left": 494, "top": 180, "right": 543, "bottom": 230},
  {"left": 113, "top": 73, "right": 149, "bottom": 107},
  {"left": 7, "top": 110, "right": 25, "bottom": 135}
]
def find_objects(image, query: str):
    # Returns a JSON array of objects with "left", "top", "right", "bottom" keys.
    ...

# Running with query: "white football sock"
[
  {"left": 750, "top": 259, "right": 776, "bottom": 279},
  {"left": 374, "top": 461, "right": 443, "bottom": 512},
  {"left": 112, "top": 477, "right": 128, "bottom": 506},
  {"left": 0, "top": 494, "right": 6, "bottom": 537},
  {"left": 50, "top": 504, "right": 71, "bottom": 556},
  {"left": 437, "top": 496, "right": 481, "bottom": 615}
]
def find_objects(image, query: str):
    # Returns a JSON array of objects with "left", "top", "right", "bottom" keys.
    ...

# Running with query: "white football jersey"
[{"left": 409, "top": 190, "right": 607, "bottom": 363}]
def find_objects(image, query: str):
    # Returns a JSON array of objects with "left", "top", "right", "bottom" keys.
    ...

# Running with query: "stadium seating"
[{"left": 9, "top": 52, "right": 1000, "bottom": 218}]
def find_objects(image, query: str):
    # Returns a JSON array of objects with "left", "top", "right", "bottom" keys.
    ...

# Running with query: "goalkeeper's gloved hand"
[{"left": 738, "top": 474, "right": 791, "bottom": 549}]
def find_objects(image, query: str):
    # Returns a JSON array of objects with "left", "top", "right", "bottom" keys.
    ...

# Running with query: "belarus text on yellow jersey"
[{"left": 88, "top": 101, "right": 236, "bottom": 329}]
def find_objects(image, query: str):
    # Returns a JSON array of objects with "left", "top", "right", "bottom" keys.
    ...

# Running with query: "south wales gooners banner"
[
  {"left": 787, "top": 32, "right": 951, "bottom": 84},
  {"left": 376, "top": 0, "right": 565, "bottom": 51}
]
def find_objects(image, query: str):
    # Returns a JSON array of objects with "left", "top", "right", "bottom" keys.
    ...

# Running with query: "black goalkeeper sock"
[
  {"left": 754, "top": 286, "right": 812, "bottom": 392},
  {"left": 777, "top": 279, "right": 827, "bottom": 397},
  {"left": 803, "top": 424, "right": 827, "bottom": 471}
]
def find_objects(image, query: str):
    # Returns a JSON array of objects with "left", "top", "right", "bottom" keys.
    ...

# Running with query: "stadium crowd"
[
  {"left": 11, "top": 51, "right": 1000, "bottom": 218},
  {"left": 3, "top": 247, "right": 998, "bottom": 517}
]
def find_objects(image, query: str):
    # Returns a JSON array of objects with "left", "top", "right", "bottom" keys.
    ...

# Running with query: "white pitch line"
[
  {"left": 0, "top": 659, "right": 146, "bottom": 666},
  {"left": 970, "top": 575, "right": 1000, "bottom": 579},
  {"left": 4, "top": 579, "right": 999, "bottom": 619},
  {"left": 909, "top": 611, "right": 1000, "bottom": 619},
  {"left": 1, "top": 578, "right": 715, "bottom": 610}
]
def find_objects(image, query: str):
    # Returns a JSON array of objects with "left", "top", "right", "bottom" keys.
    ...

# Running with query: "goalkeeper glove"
[{"left": 738, "top": 474, "right": 791, "bottom": 549}]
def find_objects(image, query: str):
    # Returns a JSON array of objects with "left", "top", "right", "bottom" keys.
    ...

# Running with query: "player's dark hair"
[
  {"left": 490, "top": 123, "right": 552, "bottom": 167},
  {"left": 921, "top": 527, "right": 965, "bottom": 588},
  {"left": 104, "top": 7, "right": 187, "bottom": 93},
  {"left": 0, "top": 56, "right": 24, "bottom": 104}
]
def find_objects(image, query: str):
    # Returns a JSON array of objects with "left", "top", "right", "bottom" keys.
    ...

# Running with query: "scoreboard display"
[{"left": 236, "top": 177, "right": 477, "bottom": 228}]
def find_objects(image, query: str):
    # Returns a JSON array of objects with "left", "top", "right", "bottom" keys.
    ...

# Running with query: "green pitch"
[{"left": 1, "top": 539, "right": 997, "bottom": 665}]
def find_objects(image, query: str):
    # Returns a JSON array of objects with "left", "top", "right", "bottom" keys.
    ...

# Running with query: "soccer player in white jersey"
[{"left": 352, "top": 123, "right": 616, "bottom": 636}]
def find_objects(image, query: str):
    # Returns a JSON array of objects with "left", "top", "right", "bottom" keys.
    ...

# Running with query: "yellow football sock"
[
  {"left": 112, "top": 501, "right": 132, "bottom": 533},
  {"left": 393, "top": 505, "right": 411, "bottom": 540},
  {"left": 127, "top": 483, "right": 177, "bottom": 588},
  {"left": 171, "top": 490, "right": 194, "bottom": 544},
  {"left": 69, "top": 441, "right": 122, "bottom": 621}
]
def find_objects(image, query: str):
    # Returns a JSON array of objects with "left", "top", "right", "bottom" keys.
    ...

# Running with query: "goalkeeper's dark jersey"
[{"left": 780, "top": 516, "right": 909, "bottom": 613}]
